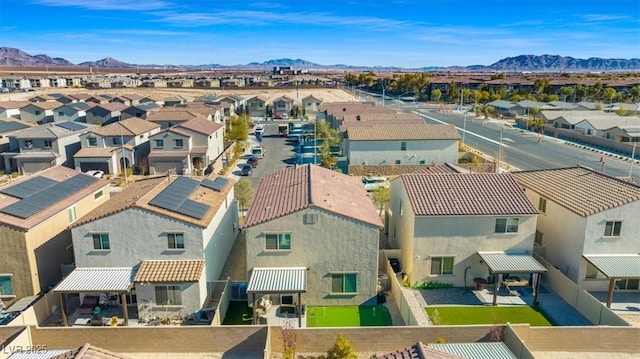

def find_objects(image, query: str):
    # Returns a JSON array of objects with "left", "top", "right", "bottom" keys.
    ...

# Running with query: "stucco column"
[
  {"left": 606, "top": 278, "right": 616, "bottom": 308},
  {"left": 60, "top": 293, "right": 68, "bottom": 327},
  {"left": 297, "top": 292, "right": 302, "bottom": 328},
  {"left": 492, "top": 274, "right": 499, "bottom": 306},
  {"left": 121, "top": 293, "right": 129, "bottom": 326}
]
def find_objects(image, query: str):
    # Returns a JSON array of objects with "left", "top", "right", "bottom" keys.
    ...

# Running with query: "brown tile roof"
[
  {"left": 74, "top": 147, "right": 119, "bottom": 158},
  {"left": 339, "top": 118, "right": 425, "bottom": 132},
  {"left": 380, "top": 341, "right": 463, "bottom": 359},
  {"left": 51, "top": 343, "right": 126, "bottom": 359},
  {"left": 146, "top": 109, "right": 200, "bottom": 122},
  {"left": 74, "top": 175, "right": 234, "bottom": 228},
  {"left": 120, "top": 93, "right": 143, "bottom": 101},
  {"left": 399, "top": 173, "right": 538, "bottom": 216},
  {"left": 0, "top": 101, "right": 31, "bottom": 109},
  {"left": 135, "top": 260, "right": 204, "bottom": 283},
  {"left": 0, "top": 166, "right": 109, "bottom": 230},
  {"left": 273, "top": 95, "right": 294, "bottom": 103},
  {"left": 68, "top": 93, "right": 92, "bottom": 101},
  {"left": 344, "top": 112, "right": 423, "bottom": 122},
  {"left": 244, "top": 164, "right": 382, "bottom": 228},
  {"left": 347, "top": 124, "right": 460, "bottom": 141},
  {"left": 92, "top": 118, "right": 159, "bottom": 136},
  {"left": 177, "top": 117, "right": 223, "bottom": 135},
  {"left": 190, "top": 146, "right": 208, "bottom": 154},
  {"left": 148, "top": 151, "right": 190, "bottom": 158},
  {"left": 23, "top": 101, "right": 64, "bottom": 110},
  {"left": 512, "top": 166, "right": 640, "bottom": 217}
]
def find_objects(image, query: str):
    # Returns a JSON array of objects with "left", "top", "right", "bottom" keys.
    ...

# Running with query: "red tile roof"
[
  {"left": 400, "top": 173, "right": 538, "bottom": 216},
  {"left": 134, "top": 260, "right": 204, "bottom": 283},
  {"left": 244, "top": 164, "right": 382, "bottom": 228},
  {"left": 91, "top": 118, "right": 159, "bottom": 136},
  {"left": 177, "top": 117, "right": 223, "bottom": 135}
]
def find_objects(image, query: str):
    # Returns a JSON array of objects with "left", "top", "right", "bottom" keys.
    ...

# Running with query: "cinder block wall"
[{"left": 520, "top": 327, "right": 640, "bottom": 353}]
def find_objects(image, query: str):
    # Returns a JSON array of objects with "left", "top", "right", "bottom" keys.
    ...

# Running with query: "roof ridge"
[{"left": 307, "top": 164, "right": 313, "bottom": 205}]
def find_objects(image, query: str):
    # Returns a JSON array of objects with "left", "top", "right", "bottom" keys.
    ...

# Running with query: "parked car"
[
  {"left": 85, "top": 170, "right": 105, "bottom": 178},
  {"left": 240, "top": 164, "right": 253, "bottom": 176},
  {"left": 247, "top": 156, "right": 259, "bottom": 168},
  {"left": 251, "top": 145, "right": 265, "bottom": 158},
  {"left": 362, "top": 177, "right": 389, "bottom": 192}
]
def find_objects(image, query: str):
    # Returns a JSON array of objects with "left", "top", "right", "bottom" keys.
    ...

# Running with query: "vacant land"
[{"left": 426, "top": 306, "right": 554, "bottom": 326}]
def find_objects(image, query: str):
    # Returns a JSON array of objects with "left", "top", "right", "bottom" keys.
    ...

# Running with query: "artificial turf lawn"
[
  {"left": 307, "top": 305, "right": 392, "bottom": 327},
  {"left": 426, "top": 306, "right": 554, "bottom": 326},
  {"left": 222, "top": 301, "right": 253, "bottom": 325}
]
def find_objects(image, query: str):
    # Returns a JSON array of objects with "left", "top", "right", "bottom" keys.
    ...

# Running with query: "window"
[
  {"left": 24, "top": 140, "right": 33, "bottom": 149},
  {"left": 495, "top": 218, "right": 519, "bottom": 233},
  {"left": 112, "top": 137, "right": 122, "bottom": 145},
  {"left": 35, "top": 110, "right": 41, "bottom": 115},
  {"left": 175, "top": 139, "right": 184, "bottom": 147},
  {"left": 538, "top": 198, "right": 547, "bottom": 213},
  {"left": 67, "top": 206, "right": 77, "bottom": 223},
  {"left": 395, "top": 159, "right": 401, "bottom": 165},
  {"left": 58, "top": 111, "right": 64, "bottom": 116},
  {"left": 585, "top": 262, "right": 607, "bottom": 279},
  {"left": 155, "top": 139, "right": 164, "bottom": 147},
  {"left": 265, "top": 233, "right": 291, "bottom": 250},
  {"left": 92, "top": 233, "right": 110, "bottom": 250},
  {"left": 0, "top": 275, "right": 14, "bottom": 297},
  {"left": 534, "top": 230, "right": 543, "bottom": 247},
  {"left": 331, "top": 273, "right": 357, "bottom": 293},
  {"left": 430, "top": 257, "right": 454, "bottom": 275},
  {"left": 167, "top": 233, "right": 185, "bottom": 249},
  {"left": 419, "top": 160, "right": 426, "bottom": 165},
  {"left": 44, "top": 139, "right": 52, "bottom": 148},
  {"left": 399, "top": 200, "right": 404, "bottom": 217},
  {"left": 304, "top": 213, "right": 318, "bottom": 224},
  {"left": 604, "top": 221, "right": 622, "bottom": 237},
  {"left": 94, "top": 190, "right": 104, "bottom": 200},
  {"left": 87, "top": 137, "right": 97, "bottom": 147},
  {"left": 400, "top": 141, "right": 407, "bottom": 151},
  {"left": 155, "top": 285, "right": 182, "bottom": 305},
  {"left": 615, "top": 278, "right": 639, "bottom": 290}
]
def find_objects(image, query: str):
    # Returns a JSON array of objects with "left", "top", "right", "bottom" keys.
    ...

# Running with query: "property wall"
[
  {"left": 245, "top": 207, "right": 380, "bottom": 306},
  {"left": 411, "top": 215, "right": 537, "bottom": 287},
  {"left": 348, "top": 139, "right": 458, "bottom": 166},
  {"left": 0, "top": 327, "right": 31, "bottom": 359},
  {"left": 388, "top": 179, "right": 415, "bottom": 277},
  {"left": 517, "top": 327, "right": 640, "bottom": 353},
  {"left": 71, "top": 208, "right": 203, "bottom": 268},
  {"left": 0, "top": 226, "right": 30, "bottom": 306},
  {"left": 201, "top": 190, "right": 239, "bottom": 281}
]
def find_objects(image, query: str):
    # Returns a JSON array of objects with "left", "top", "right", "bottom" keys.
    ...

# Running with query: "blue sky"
[{"left": 2, "top": 0, "right": 639, "bottom": 67}]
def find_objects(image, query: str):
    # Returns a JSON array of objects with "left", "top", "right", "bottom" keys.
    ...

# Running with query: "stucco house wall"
[
  {"left": 245, "top": 207, "right": 380, "bottom": 306},
  {"left": 347, "top": 139, "right": 458, "bottom": 166}
]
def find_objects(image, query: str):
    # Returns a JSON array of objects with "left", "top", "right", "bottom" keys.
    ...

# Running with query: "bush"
[
  {"left": 413, "top": 281, "right": 453, "bottom": 290},
  {"left": 11, "top": 171, "right": 19, "bottom": 178},
  {"left": 326, "top": 335, "right": 356, "bottom": 359}
]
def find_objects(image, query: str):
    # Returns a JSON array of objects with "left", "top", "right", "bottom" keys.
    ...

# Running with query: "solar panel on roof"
[
  {"left": 149, "top": 177, "right": 210, "bottom": 220},
  {"left": 0, "top": 176, "right": 59, "bottom": 199},
  {"left": 55, "top": 121, "right": 87, "bottom": 131},
  {"left": 0, "top": 174, "right": 98, "bottom": 219},
  {"left": 0, "top": 120, "right": 30, "bottom": 134},
  {"left": 200, "top": 177, "right": 228, "bottom": 192}
]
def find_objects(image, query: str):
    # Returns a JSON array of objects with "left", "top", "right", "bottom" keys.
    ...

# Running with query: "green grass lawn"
[
  {"left": 307, "top": 305, "right": 392, "bottom": 327},
  {"left": 222, "top": 301, "right": 253, "bottom": 325},
  {"left": 426, "top": 306, "right": 554, "bottom": 326}
]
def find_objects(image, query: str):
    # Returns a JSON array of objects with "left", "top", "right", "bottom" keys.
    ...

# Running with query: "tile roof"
[
  {"left": 146, "top": 109, "right": 200, "bottom": 122},
  {"left": 92, "top": 102, "right": 128, "bottom": 112},
  {"left": 244, "top": 164, "right": 382, "bottom": 228},
  {"left": 135, "top": 260, "right": 204, "bottom": 283},
  {"left": 91, "top": 118, "right": 159, "bottom": 136},
  {"left": 512, "top": 166, "right": 640, "bottom": 217},
  {"left": 0, "top": 100, "right": 31, "bottom": 109},
  {"left": 74, "top": 147, "right": 131, "bottom": 158},
  {"left": 400, "top": 173, "right": 538, "bottom": 216},
  {"left": 339, "top": 118, "right": 425, "bottom": 132},
  {"left": 380, "top": 341, "right": 463, "bottom": 359},
  {"left": 0, "top": 166, "right": 108, "bottom": 230},
  {"left": 273, "top": 95, "right": 295, "bottom": 103},
  {"left": 430, "top": 343, "right": 517, "bottom": 359},
  {"left": 12, "top": 122, "right": 96, "bottom": 139},
  {"left": 347, "top": 124, "right": 460, "bottom": 141},
  {"left": 177, "top": 117, "right": 223, "bottom": 135},
  {"left": 73, "top": 175, "right": 234, "bottom": 228},
  {"left": 50, "top": 343, "right": 126, "bottom": 359},
  {"left": 148, "top": 151, "right": 190, "bottom": 158},
  {"left": 190, "top": 146, "right": 208, "bottom": 154}
]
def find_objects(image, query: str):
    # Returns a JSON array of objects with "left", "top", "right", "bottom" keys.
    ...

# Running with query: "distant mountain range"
[{"left": 1, "top": 47, "right": 639, "bottom": 72}]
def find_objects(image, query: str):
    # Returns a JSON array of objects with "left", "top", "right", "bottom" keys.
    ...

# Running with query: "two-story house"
[
  {"left": 2, "top": 122, "right": 96, "bottom": 175},
  {"left": 74, "top": 118, "right": 161, "bottom": 174},
  {"left": 246, "top": 96, "right": 267, "bottom": 118},
  {"left": 512, "top": 166, "right": 640, "bottom": 304},
  {"left": 0, "top": 166, "right": 109, "bottom": 306},
  {"left": 301, "top": 95, "right": 323, "bottom": 120},
  {"left": 120, "top": 102, "right": 159, "bottom": 120},
  {"left": 63, "top": 175, "right": 237, "bottom": 319},
  {"left": 19, "top": 101, "right": 64, "bottom": 124},
  {"left": 243, "top": 164, "right": 383, "bottom": 320},
  {"left": 0, "top": 120, "right": 32, "bottom": 173},
  {"left": 345, "top": 124, "right": 460, "bottom": 168},
  {"left": 388, "top": 172, "right": 544, "bottom": 304},
  {"left": 85, "top": 102, "right": 128, "bottom": 125},
  {"left": 147, "top": 117, "right": 224, "bottom": 176},
  {"left": 0, "top": 101, "right": 31, "bottom": 120},
  {"left": 53, "top": 102, "right": 90, "bottom": 123},
  {"left": 272, "top": 96, "right": 295, "bottom": 118},
  {"left": 146, "top": 109, "right": 202, "bottom": 129}
]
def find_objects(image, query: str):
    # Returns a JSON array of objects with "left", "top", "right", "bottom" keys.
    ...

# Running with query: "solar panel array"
[
  {"left": 55, "top": 122, "right": 87, "bottom": 131},
  {"left": 0, "top": 175, "right": 98, "bottom": 219},
  {"left": 148, "top": 177, "right": 210, "bottom": 219},
  {"left": 200, "top": 177, "right": 229, "bottom": 192},
  {"left": 0, "top": 120, "right": 30, "bottom": 134},
  {"left": 0, "top": 176, "right": 59, "bottom": 199}
]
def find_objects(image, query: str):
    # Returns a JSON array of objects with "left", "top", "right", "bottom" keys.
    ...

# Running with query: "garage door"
[
  {"left": 153, "top": 161, "right": 184, "bottom": 175},
  {"left": 80, "top": 162, "right": 110, "bottom": 174},
  {"left": 21, "top": 161, "right": 53, "bottom": 174}
]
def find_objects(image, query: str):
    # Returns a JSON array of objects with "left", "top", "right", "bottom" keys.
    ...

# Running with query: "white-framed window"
[
  {"left": 534, "top": 230, "right": 543, "bottom": 247},
  {"left": 430, "top": 257, "right": 454, "bottom": 275},
  {"left": 167, "top": 233, "right": 185, "bottom": 249},
  {"left": 87, "top": 137, "right": 98, "bottom": 147},
  {"left": 24, "top": 140, "right": 34, "bottom": 149},
  {"left": 604, "top": 221, "right": 622, "bottom": 237},
  {"left": 0, "top": 274, "right": 15, "bottom": 297},
  {"left": 265, "top": 233, "right": 291, "bottom": 250},
  {"left": 495, "top": 218, "right": 519, "bottom": 233},
  {"left": 304, "top": 213, "right": 318, "bottom": 224},
  {"left": 155, "top": 285, "right": 182, "bottom": 305},
  {"left": 92, "top": 233, "right": 110, "bottom": 250},
  {"left": 67, "top": 206, "right": 77, "bottom": 223},
  {"left": 331, "top": 273, "right": 357, "bottom": 294},
  {"left": 538, "top": 198, "right": 547, "bottom": 213},
  {"left": 585, "top": 262, "right": 607, "bottom": 280}
]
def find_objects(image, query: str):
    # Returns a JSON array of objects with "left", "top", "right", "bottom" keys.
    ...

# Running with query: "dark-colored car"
[
  {"left": 240, "top": 164, "right": 253, "bottom": 176},
  {"left": 247, "top": 156, "right": 259, "bottom": 168}
]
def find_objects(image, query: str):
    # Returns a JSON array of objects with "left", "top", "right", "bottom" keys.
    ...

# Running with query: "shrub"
[
  {"left": 326, "top": 335, "right": 356, "bottom": 359},
  {"left": 11, "top": 171, "right": 19, "bottom": 178}
]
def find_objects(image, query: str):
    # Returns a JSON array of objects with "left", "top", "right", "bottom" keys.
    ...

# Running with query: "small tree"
[
  {"left": 371, "top": 186, "right": 390, "bottom": 217},
  {"left": 320, "top": 141, "right": 337, "bottom": 169},
  {"left": 326, "top": 334, "right": 357, "bottom": 359},
  {"left": 431, "top": 88, "right": 442, "bottom": 102},
  {"left": 234, "top": 179, "right": 254, "bottom": 219},
  {"left": 282, "top": 320, "right": 296, "bottom": 359}
]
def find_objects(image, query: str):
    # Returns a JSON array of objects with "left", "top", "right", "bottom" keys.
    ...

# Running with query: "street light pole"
[
  {"left": 462, "top": 113, "right": 467, "bottom": 145},
  {"left": 629, "top": 140, "right": 638, "bottom": 178},
  {"left": 497, "top": 123, "right": 504, "bottom": 173}
]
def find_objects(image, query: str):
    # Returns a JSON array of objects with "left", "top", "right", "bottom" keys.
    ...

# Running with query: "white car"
[
  {"left": 362, "top": 177, "right": 389, "bottom": 192},
  {"left": 85, "top": 170, "right": 105, "bottom": 178}
]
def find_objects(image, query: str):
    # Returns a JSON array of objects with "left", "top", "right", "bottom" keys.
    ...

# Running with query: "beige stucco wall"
[
  {"left": 245, "top": 207, "right": 381, "bottom": 306},
  {"left": 347, "top": 139, "right": 459, "bottom": 166}
]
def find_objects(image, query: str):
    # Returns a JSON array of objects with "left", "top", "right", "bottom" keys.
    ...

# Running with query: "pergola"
[
  {"left": 246, "top": 267, "right": 307, "bottom": 328},
  {"left": 583, "top": 254, "right": 640, "bottom": 308},
  {"left": 53, "top": 267, "right": 136, "bottom": 326},
  {"left": 478, "top": 251, "right": 547, "bottom": 306}
]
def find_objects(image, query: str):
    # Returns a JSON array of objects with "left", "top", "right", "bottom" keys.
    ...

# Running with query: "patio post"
[
  {"left": 492, "top": 273, "right": 499, "bottom": 306},
  {"left": 297, "top": 292, "right": 302, "bottom": 328},
  {"left": 60, "top": 293, "right": 68, "bottom": 327},
  {"left": 121, "top": 293, "right": 129, "bottom": 325},
  {"left": 606, "top": 278, "right": 616, "bottom": 308},
  {"left": 533, "top": 273, "right": 541, "bottom": 306},
  {"left": 251, "top": 293, "right": 256, "bottom": 325}
]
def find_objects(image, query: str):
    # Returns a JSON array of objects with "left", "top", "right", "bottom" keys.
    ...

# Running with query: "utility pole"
[
  {"left": 497, "top": 124, "right": 504, "bottom": 173},
  {"left": 629, "top": 140, "right": 638, "bottom": 178}
]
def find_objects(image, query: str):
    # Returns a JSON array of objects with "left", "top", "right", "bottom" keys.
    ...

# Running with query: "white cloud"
[{"left": 31, "top": 0, "right": 171, "bottom": 11}]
